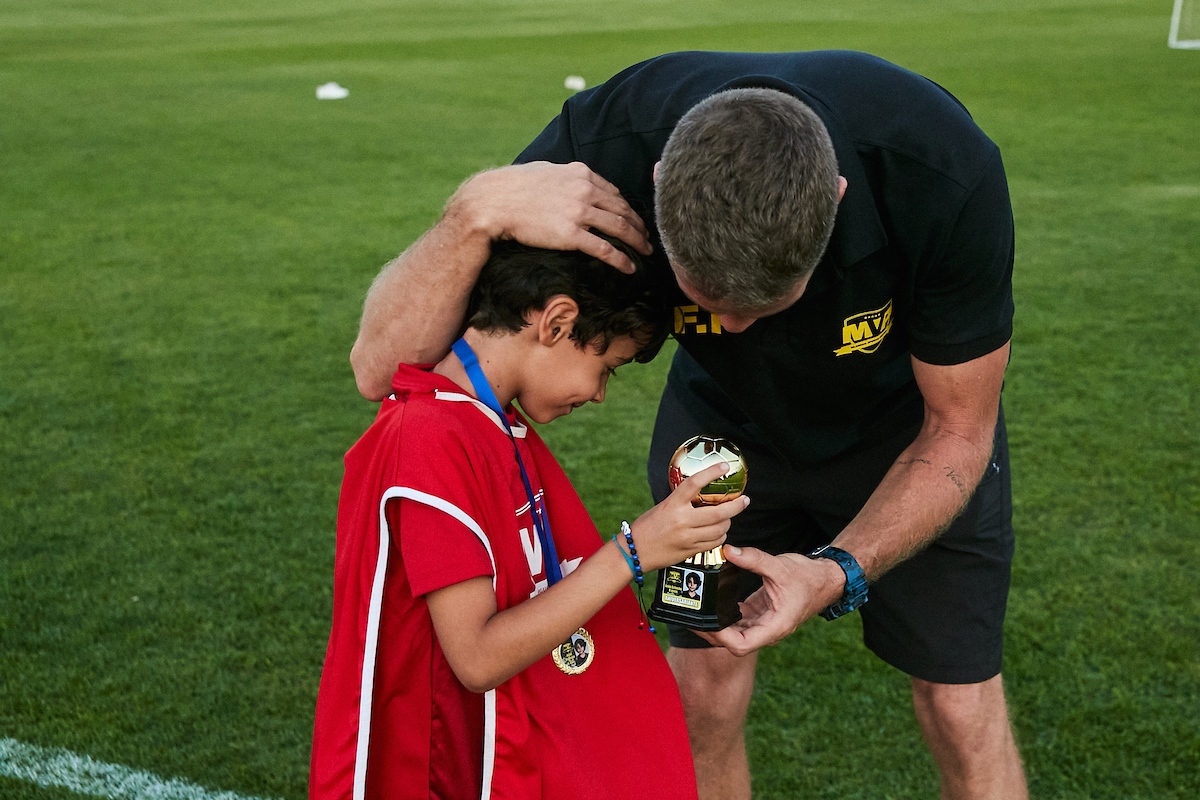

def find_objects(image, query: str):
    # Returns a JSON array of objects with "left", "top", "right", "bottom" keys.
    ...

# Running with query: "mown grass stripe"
[{"left": 0, "top": 739, "right": 277, "bottom": 800}]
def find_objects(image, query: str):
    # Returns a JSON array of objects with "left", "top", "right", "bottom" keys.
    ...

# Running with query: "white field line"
[{"left": 0, "top": 738, "right": 279, "bottom": 800}]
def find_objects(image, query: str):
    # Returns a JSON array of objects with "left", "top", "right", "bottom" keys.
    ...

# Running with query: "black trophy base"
[{"left": 648, "top": 560, "right": 742, "bottom": 631}]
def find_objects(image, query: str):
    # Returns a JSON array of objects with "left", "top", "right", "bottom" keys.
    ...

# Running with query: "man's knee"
[
  {"left": 911, "top": 674, "right": 1012, "bottom": 742},
  {"left": 912, "top": 674, "right": 1026, "bottom": 798},
  {"left": 668, "top": 647, "right": 757, "bottom": 730}
]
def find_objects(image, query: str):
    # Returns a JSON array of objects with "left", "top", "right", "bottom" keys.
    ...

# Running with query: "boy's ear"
[{"left": 534, "top": 295, "right": 580, "bottom": 345}]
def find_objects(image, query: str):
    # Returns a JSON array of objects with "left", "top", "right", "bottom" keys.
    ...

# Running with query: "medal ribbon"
[{"left": 452, "top": 338, "right": 563, "bottom": 586}]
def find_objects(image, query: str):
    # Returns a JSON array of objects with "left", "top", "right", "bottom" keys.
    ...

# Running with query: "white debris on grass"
[
  {"left": 564, "top": 75, "right": 586, "bottom": 91},
  {"left": 316, "top": 82, "right": 349, "bottom": 100}
]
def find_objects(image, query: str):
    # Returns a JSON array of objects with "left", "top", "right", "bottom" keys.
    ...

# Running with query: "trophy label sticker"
[
  {"left": 659, "top": 566, "right": 703, "bottom": 610},
  {"left": 551, "top": 628, "right": 594, "bottom": 675}
]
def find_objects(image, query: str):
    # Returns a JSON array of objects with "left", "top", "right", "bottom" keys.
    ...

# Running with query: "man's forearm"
[
  {"left": 832, "top": 419, "right": 996, "bottom": 582},
  {"left": 701, "top": 430, "right": 990, "bottom": 657},
  {"left": 350, "top": 204, "right": 493, "bottom": 400},
  {"left": 832, "top": 345, "right": 1009, "bottom": 581}
]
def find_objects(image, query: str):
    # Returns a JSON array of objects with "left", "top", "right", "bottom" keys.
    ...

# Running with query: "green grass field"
[{"left": 2, "top": 0, "right": 1197, "bottom": 797}]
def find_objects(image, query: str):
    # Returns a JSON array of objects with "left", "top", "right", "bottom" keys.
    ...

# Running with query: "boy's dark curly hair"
[{"left": 465, "top": 236, "right": 669, "bottom": 363}]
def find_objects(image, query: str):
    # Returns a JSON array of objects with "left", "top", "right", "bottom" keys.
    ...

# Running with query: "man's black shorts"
[{"left": 647, "top": 379, "right": 1014, "bottom": 685}]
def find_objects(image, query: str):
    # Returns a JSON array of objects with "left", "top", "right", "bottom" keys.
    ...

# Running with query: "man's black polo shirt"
[{"left": 516, "top": 50, "right": 1014, "bottom": 468}]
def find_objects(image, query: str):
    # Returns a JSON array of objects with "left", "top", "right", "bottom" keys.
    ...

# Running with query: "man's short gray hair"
[{"left": 655, "top": 88, "right": 841, "bottom": 309}]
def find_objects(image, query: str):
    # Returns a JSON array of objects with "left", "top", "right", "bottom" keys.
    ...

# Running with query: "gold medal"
[{"left": 551, "top": 627, "right": 594, "bottom": 675}]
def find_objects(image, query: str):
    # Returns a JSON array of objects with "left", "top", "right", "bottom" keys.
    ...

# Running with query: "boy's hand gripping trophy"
[{"left": 647, "top": 436, "right": 748, "bottom": 631}]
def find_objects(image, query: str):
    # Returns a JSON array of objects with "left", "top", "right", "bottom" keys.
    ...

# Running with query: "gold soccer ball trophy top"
[{"left": 667, "top": 435, "right": 748, "bottom": 507}]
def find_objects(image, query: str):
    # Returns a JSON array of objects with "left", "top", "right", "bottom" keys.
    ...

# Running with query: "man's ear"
[{"left": 534, "top": 295, "right": 580, "bottom": 346}]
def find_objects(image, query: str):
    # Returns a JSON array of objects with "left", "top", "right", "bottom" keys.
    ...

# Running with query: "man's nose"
[{"left": 717, "top": 314, "right": 757, "bottom": 333}]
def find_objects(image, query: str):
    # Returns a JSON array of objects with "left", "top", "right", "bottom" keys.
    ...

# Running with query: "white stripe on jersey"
[
  {"left": 434, "top": 390, "right": 529, "bottom": 438},
  {"left": 355, "top": 487, "right": 498, "bottom": 800}
]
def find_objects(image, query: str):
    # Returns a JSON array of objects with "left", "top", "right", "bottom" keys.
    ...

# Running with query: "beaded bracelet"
[
  {"left": 620, "top": 520, "right": 644, "bottom": 587},
  {"left": 613, "top": 535, "right": 637, "bottom": 578},
  {"left": 621, "top": 521, "right": 655, "bottom": 633}
]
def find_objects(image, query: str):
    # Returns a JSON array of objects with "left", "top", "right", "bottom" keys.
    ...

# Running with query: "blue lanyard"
[{"left": 451, "top": 338, "right": 563, "bottom": 586}]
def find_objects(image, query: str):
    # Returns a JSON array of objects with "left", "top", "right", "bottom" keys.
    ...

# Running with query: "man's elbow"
[{"left": 350, "top": 340, "right": 392, "bottom": 401}]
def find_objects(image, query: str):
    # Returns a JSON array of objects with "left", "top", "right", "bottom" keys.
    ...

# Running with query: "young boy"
[{"left": 310, "top": 240, "right": 748, "bottom": 799}]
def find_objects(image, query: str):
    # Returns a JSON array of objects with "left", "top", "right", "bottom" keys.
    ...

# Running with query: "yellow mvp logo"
[
  {"left": 674, "top": 305, "right": 723, "bottom": 335},
  {"left": 834, "top": 299, "right": 893, "bottom": 356}
]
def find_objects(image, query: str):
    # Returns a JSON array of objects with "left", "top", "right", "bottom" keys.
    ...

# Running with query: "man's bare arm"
[
  {"left": 350, "top": 162, "right": 651, "bottom": 400},
  {"left": 705, "top": 342, "right": 1010, "bottom": 655},
  {"left": 349, "top": 209, "right": 490, "bottom": 399},
  {"left": 831, "top": 341, "right": 1010, "bottom": 579}
]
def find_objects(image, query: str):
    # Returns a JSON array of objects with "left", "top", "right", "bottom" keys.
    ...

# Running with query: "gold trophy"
[{"left": 648, "top": 436, "right": 748, "bottom": 631}]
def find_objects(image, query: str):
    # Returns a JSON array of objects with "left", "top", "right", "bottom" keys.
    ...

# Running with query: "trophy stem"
[{"left": 684, "top": 545, "right": 726, "bottom": 568}]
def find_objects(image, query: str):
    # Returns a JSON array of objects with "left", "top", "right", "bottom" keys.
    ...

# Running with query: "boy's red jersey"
[{"left": 310, "top": 365, "right": 697, "bottom": 800}]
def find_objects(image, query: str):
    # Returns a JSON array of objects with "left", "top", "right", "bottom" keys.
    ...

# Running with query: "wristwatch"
[{"left": 806, "top": 545, "right": 869, "bottom": 620}]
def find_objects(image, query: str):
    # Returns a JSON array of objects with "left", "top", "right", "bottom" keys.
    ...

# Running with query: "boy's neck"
[{"left": 433, "top": 328, "right": 520, "bottom": 411}]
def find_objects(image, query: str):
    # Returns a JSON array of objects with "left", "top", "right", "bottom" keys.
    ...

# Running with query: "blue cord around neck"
[{"left": 451, "top": 337, "right": 563, "bottom": 586}]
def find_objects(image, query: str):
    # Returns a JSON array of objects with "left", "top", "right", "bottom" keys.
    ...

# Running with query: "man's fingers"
[
  {"left": 699, "top": 626, "right": 769, "bottom": 657},
  {"left": 481, "top": 161, "right": 651, "bottom": 263},
  {"left": 534, "top": 193, "right": 649, "bottom": 271},
  {"left": 729, "top": 629, "right": 775, "bottom": 656},
  {"left": 704, "top": 596, "right": 790, "bottom": 654},
  {"left": 719, "top": 544, "right": 774, "bottom": 576},
  {"left": 737, "top": 586, "right": 772, "bottom": 617},
  {"left": 578, "top": 206, "right": 651, "bottom": 261},
  {"left": 566, "top": 163, "right": 651, "bottom": 253},
  {"left": 560, "top": 161, "right": 647, "bottom": 230},
  {"left": 577, "top": 165, "right": 647, "bottom": 228},
  {"left": 690, "top": 583, "right": 787, "bottom": 656},
  {"left": 569, "top": 229, "right": 639, "bottom": 273},
  {"left": 583, "top": 186, "right": 650, "bottom": 239}
]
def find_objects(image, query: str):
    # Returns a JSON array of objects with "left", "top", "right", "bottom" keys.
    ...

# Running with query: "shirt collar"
[
  {"left": 435, "top": 390, "right": 528, "bottom": 438},
  {"left": 389, "top": 363, "right": 529, "bottom": 438}
]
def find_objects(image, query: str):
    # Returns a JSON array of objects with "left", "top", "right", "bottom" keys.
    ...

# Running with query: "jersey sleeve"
[
  {"left": 907, "top": 148, "right": 1015, "bottom": 366},
  {"left": 393, "top": 499, "right": 494, "bottom": 597},
  {"left": 391, "top": 412, "right": 497, "bottom": 597}
]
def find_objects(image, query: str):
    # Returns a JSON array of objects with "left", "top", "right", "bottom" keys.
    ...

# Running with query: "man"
[{"left": 351, "top": 50, "right": 1025, "bottom": 799}]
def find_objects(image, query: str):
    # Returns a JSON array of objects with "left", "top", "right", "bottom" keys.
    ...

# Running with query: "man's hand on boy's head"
[
  {"left": 631, "top": 463, "right": 749, "bottom": 572},
  {"left": 454, "top": 162, "right": 651, "bottom": 273}
]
